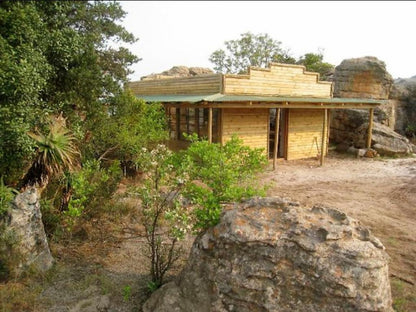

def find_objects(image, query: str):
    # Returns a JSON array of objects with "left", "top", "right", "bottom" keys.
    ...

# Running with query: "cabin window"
[{"left": 167, "top": 107, "right": 220, "bottom": 143}]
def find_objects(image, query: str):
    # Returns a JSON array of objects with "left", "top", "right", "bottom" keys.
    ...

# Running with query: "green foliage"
[
  {"left": 64, "top": 159, "right": 122, "bottom": 229},
  {"left": 0, "top": 1, "right": 139, "bottom": 185},
  {"left": 405, "top": 123, "right": 416, "bottom": 139},
  {"left": 0, "top": 178, "right": 16, "bottom": 280},
  {"left": 178, "top": 135, "right": 267, "bottom": 230},
  {"left": 122, "top": 285, "right": 132, "bottom": 302},
  {"left": 146, "top": 281, "right": 159, "bottom": 294},
  {"left": 209, "top": 32, "right": 296, "bottom": 74},
  {"left": 0, "top": 177, "right": 16, "bottom": 217},
  {"left": 86, "top": 90, "right": 169, "bottom": 170},
  {"left": 20, "top": 115, "right": 79, "bottom": 190},
  {"left": 133, "top": 144, "right": 191, "bottom": 289},
  {"left": 209, "top": 32, "right": 334, "bottom": 81},
  {"left": 135, "top": 138, "right": 267, "bottom": 289},
  {"left": 297, "top": 51, "right": 334, "bottom": 81}
]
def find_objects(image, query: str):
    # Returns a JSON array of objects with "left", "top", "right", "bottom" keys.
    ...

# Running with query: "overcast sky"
[{"left": 119, "top": 1, "right": 416, "bottom": 81}]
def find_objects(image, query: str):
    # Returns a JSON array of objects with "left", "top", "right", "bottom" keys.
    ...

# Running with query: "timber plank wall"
[
  {"left": 223, "top": 64, "right": 332, "bottom": 98},
  {"left": 221, "top": 108, "right": 269, "bottom": 154},
  {"left": 129, "top": 74, "right": 222, "bottom": 95},
  {"left": 287, "top": 109, "right": 327, "bottom": 160}
]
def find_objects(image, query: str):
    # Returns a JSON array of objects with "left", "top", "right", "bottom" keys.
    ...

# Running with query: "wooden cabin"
[{"left": 129, "top": 63, "right": 383, "bottom": 167}]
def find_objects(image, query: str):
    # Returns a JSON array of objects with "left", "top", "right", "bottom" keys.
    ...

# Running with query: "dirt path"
[{"left": 261, "top": 153, "right": 416, "bottom": 311}]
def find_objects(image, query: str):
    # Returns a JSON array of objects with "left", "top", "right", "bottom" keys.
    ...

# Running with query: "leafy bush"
[
  {"left": 177, "top": 135, "right": 267, "bottom": 230},
  {"left": 133, "top": 144, "right": 191, "bottom": 289},
  {"left": 85, "top": 91, "right": 169, "bottom": 175},
  {"left": 0, "top": 177, "right": 16, "bottom": 218},
  {"left": 405, "top": 123, "right": 416, "bottom": 139},
  {"left": 63, "top": 159, "right": 122, "bottom": 230},
  {"left": 0, "top": 178, "right": 18, "bottom": 281},
  {"left": 134, "top": 137, "right": 267, "bottom": 290}
]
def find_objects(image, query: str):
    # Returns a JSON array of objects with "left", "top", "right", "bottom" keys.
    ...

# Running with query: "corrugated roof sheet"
[{"left": 135, "top": 93, "right": 385, "bottom": 105}]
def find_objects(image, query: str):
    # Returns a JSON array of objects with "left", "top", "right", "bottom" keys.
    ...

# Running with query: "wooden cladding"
[
  {"left": 286, "top": 109, "right": 328, "bottom": 160},
  {"left": 223, "top": 63, "right": 332, "bottom": 98},
  {"left": 129, "top": 74, "right": 222, "bottom": 95},
  {"left": 222, "top": 108, "right": 269, "bottom": 154}
]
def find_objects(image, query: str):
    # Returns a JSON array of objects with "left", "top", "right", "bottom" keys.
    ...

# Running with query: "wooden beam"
[
  {"left": 208, "top": 107, "right": 213, "bottom": 143},
  {"left": 163, "top": 102, "right": 379, "bottom": 110},
  {"left": 320, "top": 109, "right": 328, "bottom": 166},
  {"left": 220, "top": 108, "right": 224, "bottom": 145},
  {"left": 195, "top": 108, "right": 200, "bottom": 137},
  {"left": 326, "top": 109, "right": 331, "bottom": 155},
  {"left": 273, "top": 108, "right": 281, "bottom": 170},
  {"left": 176, "top": 108, "right": 180, "bottom": 140},
  {"left": 367, "top": 108, "right": 374, "bottom": 149}
]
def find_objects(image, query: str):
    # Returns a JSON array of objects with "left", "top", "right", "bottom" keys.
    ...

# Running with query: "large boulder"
[
  {"left": 330, "top": 108, "right": 415, "bottom": 155},
  {"left": 141, "top": 66, "right": 214, "bottom": 80},
  {"left": 333, "top": 56, "right": 393, "bottom": 99},
  {"left": 359, "top": 122, "right": 416, "bottom": 155},
  {"left": 5, "top": 188, "right": 54, "bottom": 276},
  {"left": 143, "top": 197, "right": 393, "bottom": 312}
]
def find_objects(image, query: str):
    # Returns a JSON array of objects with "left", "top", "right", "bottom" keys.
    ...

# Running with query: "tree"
[
  {"left": 209, "top": 33, "right": 334, "bottom": 81},
  {"left": 297, "top": 51, "right": 334, "bottom": 81},
  {"left": 85, "top": 90, "right": 169, "bottom": 174},
  {"left": 0, "top": 1, "right": 139, "bottom": 185},
  {"left": 209, "top": 32, "right": 296, "bottom": 74},
  {"left": 20, "top": 115, "right": 79, "bottom": 192}
]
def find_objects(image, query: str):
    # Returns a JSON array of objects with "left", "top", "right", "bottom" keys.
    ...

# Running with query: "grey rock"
[
  {"left": 330, "top": 109, "right": 416, "bottom": 155},
  {"left": 143, "top": 197, "right": 393, "bottom": 312},
  {"left": 141, "top": 66, "right": 214, "bottom": 80},
  {"left": 333, "top": 56, "right": 393, "bottom": 99},
  {"left": 7, "top": 188, "right": 54, "bottom": 276}
]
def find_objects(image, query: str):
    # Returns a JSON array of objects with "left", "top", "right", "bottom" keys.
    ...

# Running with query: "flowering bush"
[
  {"left": 135, "top": 137, "right": 267, "bottom": 290},
  {"left": 133, "top": 144, "right": 192, "bottom": 288}
]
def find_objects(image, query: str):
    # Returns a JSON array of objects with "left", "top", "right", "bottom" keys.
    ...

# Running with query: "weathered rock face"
[
  {"left": 143, "top": 197, "right": 393, "bottom": 312},
  {"left": 141, "top": 66, "right": 214, "bottom": 80},
  {"left": 330, "top": 109, "right": 415, "bottom": 154},
  {"left": 390, "top": 77, "right": 416, "bottom": 134},
  {"left": 333, "top": 56, "right": 393, "bottom": 99},
  {"left": 330, "top": 56, "right": 416, "bottom": 154},
  {"left": 7, "top": 188, "right": 54, "bottom": 275},
  {"left": 362, "top": 123, "right": 416, "bottom": 155}
]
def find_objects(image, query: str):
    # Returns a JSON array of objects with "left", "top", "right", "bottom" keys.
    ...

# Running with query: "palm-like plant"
[{"left": 20, "top": 114, "right": 79, "bottom": 192}]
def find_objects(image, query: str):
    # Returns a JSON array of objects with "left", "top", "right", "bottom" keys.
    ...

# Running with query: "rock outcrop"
[
  {"left": 143, "top": 197, "right": 393, "bottom": 312},
  {"left": 390, "top": 76, "right": 416, "bottom": 134},
  {"left": 333, "top": 56, "right": 393, "bottom": 99},
  {"left": 141, "top": 66, "right": 214, "bottom": 80},
  {"left": 330, "top": 109, "right": 415, "bottom": 154},
  {"left": 331, "top": 56, "right": 416, "bottom": 154},
  {"left": 6, "top": 188, "right": 54, "bottom": 276}
]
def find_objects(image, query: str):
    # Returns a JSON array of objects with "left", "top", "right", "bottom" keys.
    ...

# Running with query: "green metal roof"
[{"left": 136, "top": 93, "right": 385, "bottom": 105}]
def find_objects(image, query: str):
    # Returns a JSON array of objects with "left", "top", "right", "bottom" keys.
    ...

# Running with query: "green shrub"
[
  {"left": 178, "top": 135, "right": 267, "bottom": 230},
  {"left": 64, "top": 159, "right": 122, "bottom": 229},
  {"left": 0, "top": 177, "right": 16, "bottom": 218}
]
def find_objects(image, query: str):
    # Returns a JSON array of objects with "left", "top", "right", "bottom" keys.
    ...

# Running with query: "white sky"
[{"left": 119, "top": 1, "right": 416, "bottom": 81}]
